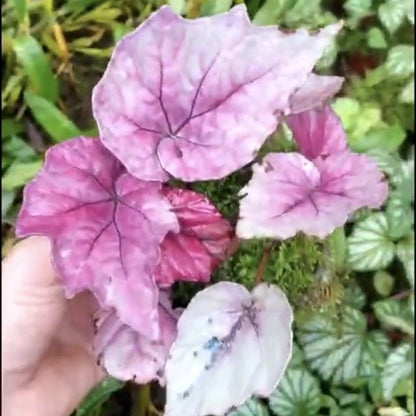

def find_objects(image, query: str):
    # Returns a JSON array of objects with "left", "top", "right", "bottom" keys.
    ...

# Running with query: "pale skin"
[{"left": 2, "top": 236, "right": 105, "bottom": 416}]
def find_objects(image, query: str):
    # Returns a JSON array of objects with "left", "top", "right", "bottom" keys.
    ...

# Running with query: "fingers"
[
  {"left": 1, "top": 236, "right": 66, "bottom": 380},
  {"left": 34, "top": 346, "right": 105, "bottom": 416},
  {"left": 3, "top": 345, "right": 105, "bottom": 416}
]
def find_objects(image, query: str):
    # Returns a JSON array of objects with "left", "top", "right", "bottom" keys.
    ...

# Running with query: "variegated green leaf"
[
  {"left": 396, "top": 234, "right": 414, "bottom": 288},
  {"left": 344, "top": 284, "right": 367, "bottom": 310},
  {"left": 344, "top": 0, "right": 372, "bottom": 16},
  {"left": 378, "top": 0, "right": 406, "bottom": 33},
  {"left": 298, "top": 307, "right": 389, "bottom": 384},
  {"left": 227, "top": 398, "right": 270, "bottom": 416},
  {"left": 373, "top": 298, "right": 414, "bottom": 335},
  {"left": 400, "top": 79, "right": 414, "bottom": 104},
  {"left": 378, "top": 407, "right": 411, "bottom": 416},
  {"left": 328, "top": 227, "right": 347, "bottom": 272},
  {"left": 367, "top": 150, "right": 401, "bottom": 178},
  {"left": 385, "top": 193, "right": 413, "bottom": 240},
  {"left": 269, "top": 368, "right": 321, "bottom": 416},
  {"left": 391, "top": 160, "right": 414, "bottom": 203},
  {"left": 386, "top": 45, "right": 414, "bottom": 78},
  {"left": 382, "top": 343, "right": 414, "bottom": 401},
  {"left": 348, "top": 214, "right": 395, "bottom": 271}
]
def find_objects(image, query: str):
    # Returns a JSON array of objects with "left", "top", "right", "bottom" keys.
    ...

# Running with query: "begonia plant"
[{"left": 15, "top": 4, "right": 388, "bottom": 416}]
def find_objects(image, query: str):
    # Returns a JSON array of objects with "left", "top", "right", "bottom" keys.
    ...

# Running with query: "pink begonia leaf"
[
  {"left": 237, "top": 151, "right": 388, "bottom": 239},
  {"left": 92, "top": 4, "right": 342, "bottom": 182},
  {"left": 16, "top": 137, "right": 179, "bottom": 339},
  {"left": 289, "top": 74, "right": 344, "bottom": 115},
  {"left": 94, "top": 291, "right": 180, "bottom": 384},
  {"left": 286, "top": 104, "right": 347, "bottom": 160},
  {"left": 164, "top": 282, "right": 293, "bottom": 416},
  {"left": 154, "top": 188, "right": 233, "bottom": 287}
]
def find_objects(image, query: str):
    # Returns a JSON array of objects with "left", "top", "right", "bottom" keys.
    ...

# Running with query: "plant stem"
[
  {"left": 389, "top": 289, "right": 412, "bottom": 300},
  {"left": 255, "top": 242, "right": 273, "bottom": 286},
  {"left": 130, "top": 384, "right": 150, "bottom": 416},
  {"left": 226, "top": 236, "right": 240, "bottom": 257}
]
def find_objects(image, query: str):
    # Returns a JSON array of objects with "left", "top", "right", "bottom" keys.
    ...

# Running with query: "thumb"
[{"left": 1, "top": 236, "right": 66, "bottom": 380}]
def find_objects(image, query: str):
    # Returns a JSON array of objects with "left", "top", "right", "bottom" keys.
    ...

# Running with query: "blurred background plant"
[{"left": 1, "top": 0, "right": 414, "bottom": 415}]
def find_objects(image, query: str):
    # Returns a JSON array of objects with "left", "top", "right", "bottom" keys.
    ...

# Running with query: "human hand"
[{"left": 2, "top": 236, "right": 104, "bottom": 416}]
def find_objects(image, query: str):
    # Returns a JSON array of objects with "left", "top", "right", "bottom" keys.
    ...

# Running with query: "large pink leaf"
[
  {"left": 16, "top": 137, "right": 179, "bottom": 339},
  {"left": 237, "top": 151, "right": 388, "bottom": 239},
  {"left": 94, "top": 291, "right": 179, "bottom": 384},
  {"left": 164, "top": 282, "right": 293, "bottom": 416},
  {"left": 154, "top": 188, "right": 233, "bottom": 287},
  {"left": 92, "top": 5, "right": 341, "bottom": 182},
  {"left": 286, "top": 104, "right": 347, "bottom": 160}
]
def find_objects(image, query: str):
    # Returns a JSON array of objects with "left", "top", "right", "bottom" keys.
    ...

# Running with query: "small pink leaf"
[
  {"left": 154, "top": 188, "right": 233, "bottom": 287},
  {"left": 16, "top": 137, "right": 179, "bottom": 339},
  {"left": 289, "top": 74, "right": 344, "bottom": 115},
  {"left": 237, "top": 107, "right": 388, "bottom": 239},
  {"left": 286, "top": 104, "right": 347, "bottom": 160},
  {"left": 92, "top": 5, "right": 341, "bottom": 182},
  {"left": 94, "top": 291, "right": 179, "bottom": 384},
  {"left": 164, "top": 282, "right": 293, "bottom": 416}
]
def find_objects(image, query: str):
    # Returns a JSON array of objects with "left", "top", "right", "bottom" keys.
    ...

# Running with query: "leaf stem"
[
  {"left": 389, "top": 289, "right": 412, "bottom": 300},
  {"left": 255, "top": 242, "right": 273, "bottom": 286},
  {"left": 130, "top": 383, "right": 150, "bottom": 416},
  {"left": 226, "top": 236, "right": 240, "bottom": 257}
]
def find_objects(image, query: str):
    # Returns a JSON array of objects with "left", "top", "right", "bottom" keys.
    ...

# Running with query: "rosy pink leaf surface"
[
  {"left": 237, "top": 106, "right": 388, "bottom": 239},
  {"left": 164, "top": 282, "right": 293, "bottom": 416},
  {"left": 94, "top": 291, "right": 179, "bottom": 384},
  {"left": 16, "top": 137, "right": 179, "bottom": 339},
  {"left": 92, "top": 5, "right": 342, "bottom": 182},
  {"left": 286, "top": 104, "right": 347, "bottom": 160},
  {"left": 154, "top": 188, "right": 233, "bottom": 287}
]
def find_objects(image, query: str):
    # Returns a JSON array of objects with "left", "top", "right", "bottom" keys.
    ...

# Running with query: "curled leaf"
[
  {"left": 154, "top": 187, "right": 233, "bottom": 287},
  {"left": 286, "top": 104, "right": 347, "bottom": 159},
  {"left": 95, "top": 291, "right": 180, "bottom": 384}
]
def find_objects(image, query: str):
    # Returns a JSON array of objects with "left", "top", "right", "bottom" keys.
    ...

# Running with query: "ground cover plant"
[{"left": 1, "top": 1, "right": 414, "bottom": 416}]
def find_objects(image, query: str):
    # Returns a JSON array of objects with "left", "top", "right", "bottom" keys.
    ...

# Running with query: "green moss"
[
  {"left": 211, "top": 235, "right": 325, "bottom": 306},
  {"left": 191, "top": 168, "right": 252, "bottom": 222},
  {"left": 257, "top": 123, "right": 297, "bottom": 159},
  {"left": 172, "top": 232, "right": 352, "bottom": 313},
  {"left": 171, "top": 281, "right": 208, "bottom": 309}
]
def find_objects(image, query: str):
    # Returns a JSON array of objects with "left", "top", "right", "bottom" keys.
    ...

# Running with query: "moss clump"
[
  {"left": 171, "top": 281, "right": 208, "bottom": 309},
  {"left": 191, "top": 168, "right": 252, "bottom": 222},
  {"left": 256, "top": 123, "right": 297, "bottom": 159},
  {"left": 173, "top": 233, "right": 352, "bottom": 313},
  {"left": 212, "top": 235, "right": 324, "bottom": 306}
]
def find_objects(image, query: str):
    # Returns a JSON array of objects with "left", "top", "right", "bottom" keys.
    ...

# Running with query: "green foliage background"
[{"left": 1, "top": 0, "right": 414, "bottom": 415}]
